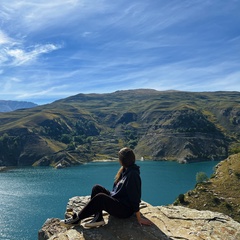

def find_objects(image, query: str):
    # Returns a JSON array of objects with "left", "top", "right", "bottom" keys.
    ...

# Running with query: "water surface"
[{"left": 0, "top": 160, "right": 219, "bottom": 240}]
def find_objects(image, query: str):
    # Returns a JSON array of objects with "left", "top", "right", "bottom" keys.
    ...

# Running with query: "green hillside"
[
  {"left": 0, "top": 89, "right": 240, "bottom": 167},
  {"left": 174, "top": 153, "right": 240, "bottom": 223}
]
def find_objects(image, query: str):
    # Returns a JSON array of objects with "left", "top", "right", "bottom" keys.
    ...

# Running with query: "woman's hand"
[
  {"left": 138, "top": 217, "right": 153, "bottom": 226},
  {"left": 135, "top": 211, "right": 153, "bottom": 226}
]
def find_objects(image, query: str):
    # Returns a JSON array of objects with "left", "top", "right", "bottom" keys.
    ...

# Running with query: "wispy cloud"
[
  {"left": 3, "top": 44, "right": 61, "bottom": 66},
  {"left": 16, "top": 85, "right": 69, "bottom": 99},
  {"left": 0, "top": 30, "right": 13, "bottom": 45}
]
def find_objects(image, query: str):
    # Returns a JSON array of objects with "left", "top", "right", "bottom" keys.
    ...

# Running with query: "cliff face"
[{"left": 38, "top": 196, "right": 240, "bottom": 240}]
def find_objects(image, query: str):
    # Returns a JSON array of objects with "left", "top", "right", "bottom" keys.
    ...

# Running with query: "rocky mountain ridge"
[{"left": 0, "top": 90, "right": 240, "bottom": 166}]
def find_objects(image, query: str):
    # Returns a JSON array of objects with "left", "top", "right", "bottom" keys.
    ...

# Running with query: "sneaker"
[
  {"left": 60, "top": 212, "right": 80, "bottom": 225},
  {"left": 84, "top": 213, "right": 105, "bottom": 228},
  {"left": 84, "top": 219, "right": 105, "bottom": 228}
]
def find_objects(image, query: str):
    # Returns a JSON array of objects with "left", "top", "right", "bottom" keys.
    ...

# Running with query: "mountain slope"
[
  {"left": 0, "top": 89, "right": 240, "bottom": 166},
  {"left": 174, "top": 153, "right": 240, "bottom": 223}
]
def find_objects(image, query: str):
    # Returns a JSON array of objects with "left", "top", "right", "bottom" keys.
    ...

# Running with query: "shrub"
[
  {"left": 196, "top": 172, "right": 208, "bottom": 184},
  {"left": 234, "top": 172, "right": 240, "bottom": 179},
  {"left": 67, "top": 142, "right": 75, "bottom": 150},
  {"left": 61, "top": 134, "right": 72, "bottom": 144},
  {"left": 225, "top": 202, "right": 232, "bottom": 210},
  {"left": 213, "top": 197, "right": 221, "bottom": 205},
  {"left": 178, "top": 194, "right": 185, "bottom": 203},
  {"left": 74, "top": 135, "right": 85, "bottom": 144}
]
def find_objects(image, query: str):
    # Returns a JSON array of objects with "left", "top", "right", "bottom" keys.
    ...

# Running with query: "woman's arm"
[{"left": 135, "top": 211, "right": 152, "bottom": 226}]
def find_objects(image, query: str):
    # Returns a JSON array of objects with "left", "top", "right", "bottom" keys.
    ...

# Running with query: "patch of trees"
[
  {"left": 172, "top": 110, "right": 219, "bottom": 133},
  {"left": 0, "top": 133, "right": 21, "bottom": 165},
  {"left": 38, "top": 118, "right": 100, "bottom": 147}
]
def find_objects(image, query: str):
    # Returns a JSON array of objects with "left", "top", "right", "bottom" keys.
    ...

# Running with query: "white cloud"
[
  {"left": 0, "top": 31, "right": 10, "bottom": 45},
  {"left": 0, "top": 26, "right": 62, "bottom": 66},
  {"left": 16, "top": 85, "right": 68, "bottom": 99},
  {"left": 1, "top": 77, "right": 22, "bottom": 92},
  {"left": 2, "top": 43, "right": 61, "bottom": 66},
  {"left": 82, "top": 32, "right": 92, "bottom": 37}
]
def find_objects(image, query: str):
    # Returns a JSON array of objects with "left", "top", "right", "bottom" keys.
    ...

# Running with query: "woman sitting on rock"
[{"left": 61, "top": 147, "right": 152, "bottom": 228}]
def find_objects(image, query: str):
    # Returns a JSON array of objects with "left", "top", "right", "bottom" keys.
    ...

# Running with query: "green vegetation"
[
  {"left": 196, "top": 172, "right": 208, "bottom": 184},
  {"left": 229, "top": 143, "right": 240, "bottom": 154},
  {"left": 178, "top": 194, "right": 185, "bottom": 203},
  {"left": 175, "top": 153, "right": 240, "bottom": 223}
]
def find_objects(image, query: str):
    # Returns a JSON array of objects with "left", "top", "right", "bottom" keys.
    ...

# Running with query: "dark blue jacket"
[{"left": 111, "top": 164, "right": 141, "bottom": 213}]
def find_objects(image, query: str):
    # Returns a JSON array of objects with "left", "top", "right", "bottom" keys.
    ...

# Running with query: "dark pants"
[{"left": 78, "top": 184, "right": 133, "bottom": 220}]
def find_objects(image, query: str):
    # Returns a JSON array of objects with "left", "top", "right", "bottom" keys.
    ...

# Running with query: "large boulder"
[{"left": 38, "top": 196, "right": 240, "bottom": 240}]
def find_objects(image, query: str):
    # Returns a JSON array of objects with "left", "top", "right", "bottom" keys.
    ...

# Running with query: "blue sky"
[{"left": 0, "top": 0, "right": 240, "bottom": 104}]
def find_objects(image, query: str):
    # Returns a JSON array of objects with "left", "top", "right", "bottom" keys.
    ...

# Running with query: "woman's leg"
[
  {"left": 61, "top": 192, "right": 133, "bottom": 225},
  {"left": 61, "top": 185, "right": 111, "bottom": 225},
  {"left": 91, "top": 184, "right": 110, "bottom": 199},
  {"left": 78, "top": 193, "right": 133, "bottom": 221},
  {"left": 89, "top": 184, "right": 111, "bottom": 220}
]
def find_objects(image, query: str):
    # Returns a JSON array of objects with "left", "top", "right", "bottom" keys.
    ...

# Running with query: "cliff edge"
[{"left": 38, "top": 196, "right": 240, "bottom": 240}]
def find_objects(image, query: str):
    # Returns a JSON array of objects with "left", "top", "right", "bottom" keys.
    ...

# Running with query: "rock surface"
[{"left": 38, "top": 196, "right": 240, "bottom": 240}]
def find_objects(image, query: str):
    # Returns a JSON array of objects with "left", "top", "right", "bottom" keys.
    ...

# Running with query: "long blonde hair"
[{"left": 114, "top": 147, "right": 136, "bottom": 183}]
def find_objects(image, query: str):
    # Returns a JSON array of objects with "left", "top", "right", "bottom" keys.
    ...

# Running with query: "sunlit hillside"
[{"left": 0, "top": 90, "right": 240, "bottom": 167}]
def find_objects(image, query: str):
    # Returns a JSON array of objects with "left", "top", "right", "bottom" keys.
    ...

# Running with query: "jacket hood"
[{"left": 123, "top": 163, "right": 140, "bottom": 176}]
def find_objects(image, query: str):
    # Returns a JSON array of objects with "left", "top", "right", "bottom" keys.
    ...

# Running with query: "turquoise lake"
[{"left": 0, "top": 160, "right": 219, "bottom": 240}]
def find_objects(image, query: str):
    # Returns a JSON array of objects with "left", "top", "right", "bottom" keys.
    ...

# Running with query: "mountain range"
[
  {"left": 0, "top": 100, "right": 37, "bottom": 112},
  {"left": 0, "top": 89, "right": 240, "bottom": 167}
]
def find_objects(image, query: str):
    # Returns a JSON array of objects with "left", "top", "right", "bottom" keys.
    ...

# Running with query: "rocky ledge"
[{"left": 38, "top": 196, "right": 240, "bottom": 240}]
